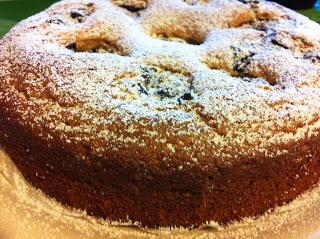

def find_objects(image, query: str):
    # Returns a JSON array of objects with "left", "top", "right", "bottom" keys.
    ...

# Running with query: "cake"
[{"left": 0, "top": 0, "right": 320, "bottom": 229}]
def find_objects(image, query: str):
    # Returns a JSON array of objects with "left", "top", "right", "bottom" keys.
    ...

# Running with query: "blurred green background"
[
  {"left": 0, "top": 0, "right": 319, "bottom": 38},
  {"left": 0, "top": 1, "right": 57, "bottom": 37}
]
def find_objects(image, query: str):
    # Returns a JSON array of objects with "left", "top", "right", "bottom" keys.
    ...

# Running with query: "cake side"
[
  {"left": 0, "top": 104, "right": 320, "bottom": 227},
  {"left": 2, "top": 148, "right": 320, "bottom": 239}
]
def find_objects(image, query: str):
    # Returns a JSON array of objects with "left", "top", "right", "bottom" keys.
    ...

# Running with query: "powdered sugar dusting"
[{"left": 0, "top": 0, "right": 320, "bottom": 167}]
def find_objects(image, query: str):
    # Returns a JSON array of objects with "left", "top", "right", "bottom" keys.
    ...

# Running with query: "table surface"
[{"left": 0, "top": 0, "right": 319, "bottom": 38}]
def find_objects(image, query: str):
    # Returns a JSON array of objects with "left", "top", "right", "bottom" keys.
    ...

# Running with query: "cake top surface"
[{"left": 0, "top": 0, "right": 320, "bottom": 167}]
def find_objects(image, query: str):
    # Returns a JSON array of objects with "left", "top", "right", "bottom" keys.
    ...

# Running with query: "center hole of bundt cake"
[{"left": 111, "top": 65, "right": 194, "bottom": 104}]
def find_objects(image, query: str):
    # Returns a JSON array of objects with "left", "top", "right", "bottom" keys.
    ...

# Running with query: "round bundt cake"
[{"left": 0, "top": 0, "right": 320, "bottom": 228}]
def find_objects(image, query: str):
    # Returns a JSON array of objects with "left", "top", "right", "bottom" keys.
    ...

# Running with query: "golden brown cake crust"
[{"left": 0, "top": 0, "right": 320, "bottom": 228}]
